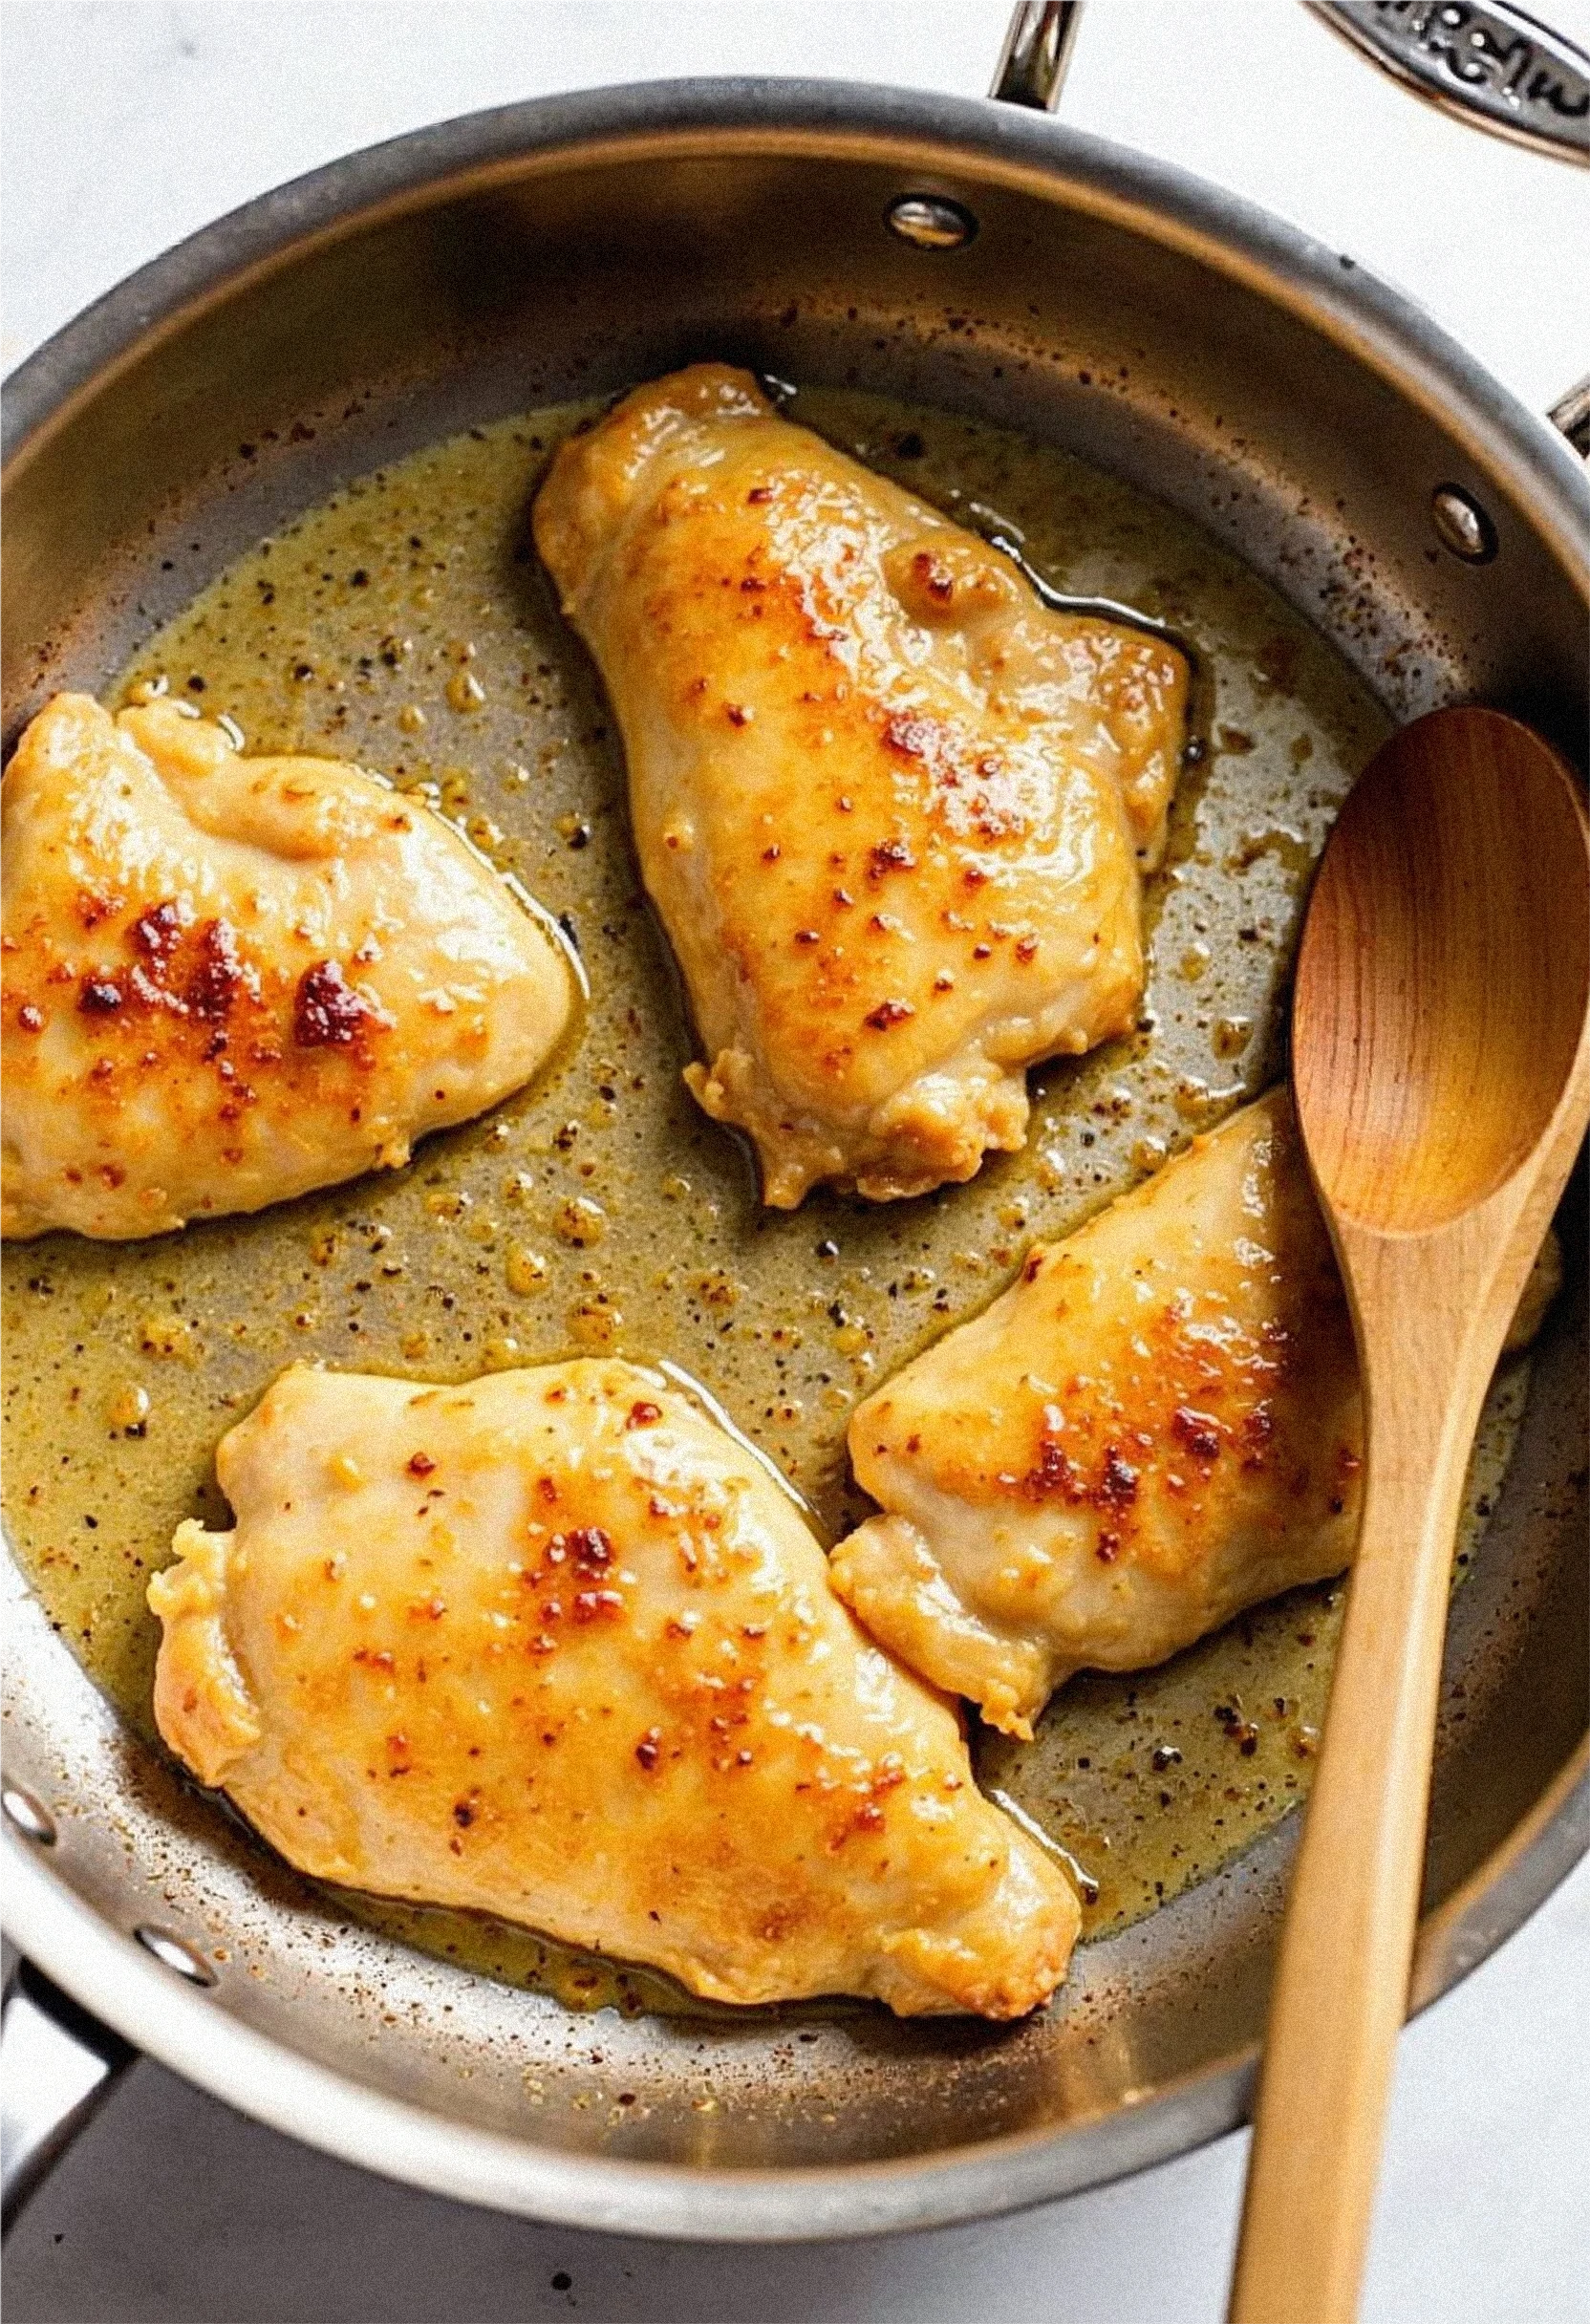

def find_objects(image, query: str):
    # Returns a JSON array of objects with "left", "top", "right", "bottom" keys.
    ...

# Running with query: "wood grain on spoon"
[{"left": 1229, "top": 708, "right": 1590, "bottom": 2324}]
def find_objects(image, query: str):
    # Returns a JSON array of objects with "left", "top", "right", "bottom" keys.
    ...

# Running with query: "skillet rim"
[{"left": 3, "top": 72, "right": 1587, "bottom": 2243}]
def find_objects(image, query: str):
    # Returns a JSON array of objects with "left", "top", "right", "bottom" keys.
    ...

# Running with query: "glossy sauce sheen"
[{"left": 0, "top": 390, "right": 1529, "bottom": 2015}]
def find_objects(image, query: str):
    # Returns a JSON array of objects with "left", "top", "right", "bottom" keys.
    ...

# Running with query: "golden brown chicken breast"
[
  {"left": 2, "top": 695, "right": 574, "bottom": 1238},
  {"left": 829, "top": 1090, "right": 1363, "bottom": 1737},
  {"left": 829, "top": 1087, "right": 1561, "bottom": 1739},
  {"left": 149, "top": 1359, "right": 1078, "bottom": 2016},
  {"left": 534, "top": 365, "right": 1188, "bottom": 1206}
]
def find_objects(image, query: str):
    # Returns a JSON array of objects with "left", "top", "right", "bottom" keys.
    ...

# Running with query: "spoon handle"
[{"left": 1228, "top": 1311, "right": 1492, "bottom": 2324}]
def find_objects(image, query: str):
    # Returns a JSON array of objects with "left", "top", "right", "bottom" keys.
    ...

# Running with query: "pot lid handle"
[
  {"left": 1305, "top": 1, "right": 1589, "bottom": 165},
  {"left": 1, "top": 1959, "right": 135, "bottom": 2238}
]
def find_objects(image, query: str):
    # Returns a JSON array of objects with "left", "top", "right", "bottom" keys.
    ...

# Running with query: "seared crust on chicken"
[
  {"left": 2, "top": 696, "right": 573, "bottom": 1238},
  {"left": 149, "top": 1359, "right": 1078, "bottom": 2016},
  {"left": 534, "top": 365, "right": 1188, "bottom": 1206},
  {"left": 829, "top": 1091, "right": 1363, "bottom": 1736}
]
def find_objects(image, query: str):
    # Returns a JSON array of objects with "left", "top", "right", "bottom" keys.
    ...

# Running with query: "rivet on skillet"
[
  {"left": 886, "top": 195, "right": 978, "bottom": 250},
  {"left": 1430, "top": 484, "right": 1498, "bottom": 565},
  {"left": 134, "top": 1925, "right": 218, "bottom": 1987},
  {"left": 2, "top": 1784, "right": 57, "bottom": 1845}
]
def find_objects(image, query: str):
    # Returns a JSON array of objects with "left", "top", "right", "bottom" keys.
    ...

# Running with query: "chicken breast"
[
  {"left": 831, "top": 1094, "right": 1561, "bottom": 1743},
  {"left": 829, "top": 1090, "right": 1363, "bottom": 1737},
  {"left": 149, "top": 1359, "right": 1078, "bottom": 2016},
  {"left": 534, "top": 365, "right": 1188, "bottom": 1206},
  {"left": 2, "top": 695, "right": 574, "bottom": 1238}
]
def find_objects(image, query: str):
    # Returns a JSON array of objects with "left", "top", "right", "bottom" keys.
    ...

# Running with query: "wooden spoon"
[{"left": 1229, "top": 706, "right": 1590, "bottom": 2324}]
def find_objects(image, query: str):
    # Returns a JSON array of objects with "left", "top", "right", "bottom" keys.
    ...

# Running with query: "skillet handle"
[
  {"left": 1304, "top": 1, "right": 1590, "bottom": 165},
  {"left": 993, "top": 1, "right": 1590, "bottom": 161},
  {"left": 991, "top": 3, "right": 1085, "bottom": 109},
  {"left": 0, "top": 1959, "right": 135, "bottom": 2237},
  {"left": 1550, "top": 373, "right": 1590, "bottom": 456},
  {"left": 989, "top": 10, "right": 1590, "bottom": 448}
]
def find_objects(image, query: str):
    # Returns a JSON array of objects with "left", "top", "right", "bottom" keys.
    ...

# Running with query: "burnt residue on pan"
[{"left": 0, "top": 388, "right": 1536, "bottom": 2017}]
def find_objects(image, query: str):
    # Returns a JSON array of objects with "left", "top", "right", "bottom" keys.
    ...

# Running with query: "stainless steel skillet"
[{"left": 3, "top": 1, "right": 1588, "bottom": 2245}]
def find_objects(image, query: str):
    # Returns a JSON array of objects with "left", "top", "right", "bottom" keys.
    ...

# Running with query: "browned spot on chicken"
[
  {"left": 187, "top": 919, "right": 245, "bottom": 1022},
  {"left": 293, "top": 960, "right": 377, "bottom": 1048},
  {"left": 867, "top": 835, "right": 917, "bottom": 880}
]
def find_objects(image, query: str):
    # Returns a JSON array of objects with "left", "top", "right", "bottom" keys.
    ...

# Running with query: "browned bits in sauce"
[
  {"left": 635, "top": 1729, "right": 662, "bottom": 1768},
  {"left": 745, "top": 484, "right": 773, "bottom": 504},
  {"left": 566, "top": 1525, "right": 612, "bottom": 1569},
  {"left": 794, "top": 929, "right": 820, "bottom": 947},
  {"left": 725, "top": 703, "right": 751, "bottom": 727},
  {"left": 452, "top": 1799, "right": 476, "bottom": 1828},
  {"left": 864, "top": 1000, "right": 914, "bottom": 1031},
  {"left": 78, "top": 977, "right": 125, "bottom": 1014},
  {"left": 761, "top": 844, "right": 781, "bottom": 863},
  {"left": 406, "top": 1452, "right": 437, "bottom": 1477},
  {"left": 1015, "top": 936, "right": 1039, "bottom": 962},
  {"left": 16, "top": 1003, "right": 44, "bottom": 1032},
  {"left": 625, "top": 1401, "right": 662, "bottom": 1429},
  {"left": 1256, "top": 635, "right": 1300, "bottom": 692},
  {"left": 293, "top": 959, "right": 375, "bottom": 1047}
]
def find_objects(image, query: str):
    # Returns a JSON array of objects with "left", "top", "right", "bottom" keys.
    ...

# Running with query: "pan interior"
[
  {"left": 2, "top": 108, "right": 1584, "bottom": 2212},
  {"left": 0, "top": 382, "right": 1538, "bottom": 2008}
]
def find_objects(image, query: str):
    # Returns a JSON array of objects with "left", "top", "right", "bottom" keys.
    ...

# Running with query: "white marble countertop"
[{"left": 3, "top": 4, "right": 1587, "bottom": 2318}]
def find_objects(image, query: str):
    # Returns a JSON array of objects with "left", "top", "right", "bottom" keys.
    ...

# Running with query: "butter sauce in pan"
[{"left": 0, "top": 388, "right": 1531, "bottom": 2017}]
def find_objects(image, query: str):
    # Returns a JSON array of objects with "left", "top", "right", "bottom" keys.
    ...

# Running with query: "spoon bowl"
[
  {"left": 1294, "top": 708, "right": 1590, "bottom": 1235},
  {"left": 1231, "top": 706, "right": 1590, "bottom": 2324}
]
